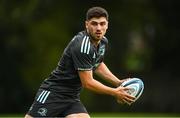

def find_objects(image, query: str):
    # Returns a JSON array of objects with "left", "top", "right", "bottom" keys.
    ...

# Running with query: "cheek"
[
  {"left": 102, "top": 27, "right": 108, "bottom": 32},
  {"left": 88, "top": 26, "right": 95, "bottom": 32}
]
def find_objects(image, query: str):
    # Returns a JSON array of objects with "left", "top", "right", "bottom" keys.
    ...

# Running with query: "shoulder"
[
  {"left": 73, "top": 31, "right": 87, "bottom": 41},
  {"left": 71, "top": 31, "right": 88, "bottom": 44},
  {"left": 70, "top": 31, "right": 91, "bottom": 54}
]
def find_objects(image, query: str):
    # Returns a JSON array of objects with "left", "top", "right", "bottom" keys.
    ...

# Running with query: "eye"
[
  {"left": 90, "top": 21, "right": 98, "bottom": 26},
  {"left": 100, "top": 22, "right": 106, "bottom": 26}
]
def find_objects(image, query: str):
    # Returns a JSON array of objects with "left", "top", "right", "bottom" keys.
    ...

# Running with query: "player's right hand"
[{"left": 114, "top": 86, "right": 136, "bottom": 105}]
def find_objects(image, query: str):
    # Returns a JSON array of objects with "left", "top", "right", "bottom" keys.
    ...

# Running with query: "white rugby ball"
[{"left": 121, "top": 78, "right": 144, "bottom": 101}]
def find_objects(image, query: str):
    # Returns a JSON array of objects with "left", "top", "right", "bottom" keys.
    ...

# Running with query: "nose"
[{"left": 96, "top": 24, "right": 101, "bottom": 30}]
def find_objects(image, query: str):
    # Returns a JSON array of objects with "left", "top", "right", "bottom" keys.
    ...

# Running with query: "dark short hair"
[{"left": 86, "top": 7, "right": 109, "bottom": 21}]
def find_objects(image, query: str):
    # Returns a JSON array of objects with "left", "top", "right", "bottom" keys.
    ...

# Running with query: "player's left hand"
[{"left": 118, "top": 78, "right": 131, "bottom": 86}]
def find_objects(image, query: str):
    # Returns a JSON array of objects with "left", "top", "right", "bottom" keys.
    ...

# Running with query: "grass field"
[
  {"left": 90, "top": 112, "right": 180, "bottom": 117},
  {"left": 0, "top": 113, "right": 180, "bottom": 118}
]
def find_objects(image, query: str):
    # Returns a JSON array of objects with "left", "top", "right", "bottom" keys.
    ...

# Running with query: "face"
[{"left": 85, "top": 17, "right": 108, "bottom": 41}]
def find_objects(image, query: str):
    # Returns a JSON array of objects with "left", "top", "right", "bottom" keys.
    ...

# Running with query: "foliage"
[{"left": 0, "top": 0, "right": 180, "bottom": 114}]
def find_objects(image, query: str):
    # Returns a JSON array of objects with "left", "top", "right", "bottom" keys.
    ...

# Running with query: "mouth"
[{"left": 95, "top": 32, "right": 102, "bottom": 36}]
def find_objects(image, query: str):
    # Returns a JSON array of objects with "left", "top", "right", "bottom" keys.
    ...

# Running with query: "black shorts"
[{"left": 26, "top": 89, "right": 88, "bottom": 117}]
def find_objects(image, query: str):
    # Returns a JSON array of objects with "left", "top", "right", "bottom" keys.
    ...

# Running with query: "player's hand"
[
  {"left": 114, "top": 86, "right": 136, "bottom": 105},
  {"left": 118, "top": 78, "right": 131, "bottom": 86}
]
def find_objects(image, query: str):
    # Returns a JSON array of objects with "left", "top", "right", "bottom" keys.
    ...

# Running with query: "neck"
[
  {"left": 91, "top": 38, "right": 100, "bottom": 47},
  {"left": 86, "top": 30, "right": 101, "bottom": 47}
]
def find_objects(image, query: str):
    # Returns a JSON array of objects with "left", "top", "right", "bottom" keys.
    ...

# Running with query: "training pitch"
[{"left": 0, "top": 112, "right": 179, "bottom": 118}]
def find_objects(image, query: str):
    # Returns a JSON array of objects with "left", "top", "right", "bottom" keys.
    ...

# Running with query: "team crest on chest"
[{"left": 99, "top": 45, "right": 105, "bottom": 56}]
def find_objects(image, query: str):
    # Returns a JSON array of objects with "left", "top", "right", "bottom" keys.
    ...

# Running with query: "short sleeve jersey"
[{"left": 40, "top": 31, "right": 108, "bottom": 97}]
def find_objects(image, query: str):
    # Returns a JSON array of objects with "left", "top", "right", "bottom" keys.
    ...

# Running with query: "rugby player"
[{"left": 25, "top": 6, "right": 135, "bottom": 118}]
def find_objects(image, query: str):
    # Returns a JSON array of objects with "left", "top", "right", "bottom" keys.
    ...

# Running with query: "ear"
[
  {"left": 106, "top": 21, "right": 109, "bottom": 29},
  {"left": 85, "top": 21, "right": 88, "bottom": 29},
  {"left": 85, "top": 21, "right": 90, "bottom": 33}
]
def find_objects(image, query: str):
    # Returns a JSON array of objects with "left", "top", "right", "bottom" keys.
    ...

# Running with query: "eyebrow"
[{"left": 90, "top": 20, "right": 106, "bottom": 24}]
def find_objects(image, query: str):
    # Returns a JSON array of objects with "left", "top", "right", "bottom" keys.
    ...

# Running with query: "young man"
[{"left": 25, "top": 6, "right": 135, "bottom": 118}]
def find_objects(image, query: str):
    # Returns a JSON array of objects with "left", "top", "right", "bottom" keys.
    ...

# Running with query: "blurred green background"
[{"left": 0, "top": 0, "right": 180, "bottom": 117}]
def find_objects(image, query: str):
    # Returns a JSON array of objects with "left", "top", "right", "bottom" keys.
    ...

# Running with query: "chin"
[
  {"left": 91, "top": 34, "right": 103, "bottom": 41},
  {"left": 94, "top": 37, "right": 102, "bottom": 41},
  {"left": 98, "top": 36, "right": 103, "bottom": 40},
  {"left": 96, "top": 35, "right": 103, "bottom": 39}
]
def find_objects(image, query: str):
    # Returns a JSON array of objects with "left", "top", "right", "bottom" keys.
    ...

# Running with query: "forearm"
[
  {"left": 100, "top": 70, "right": 120, "bottom": 87},
  {"left": 95, "top": 62, "right": 121, "bottom": 87},
  {"left": 79, "top": 70, "right": 116, "bottom": 96},
  {"left": 82, "top": 76, "right": 116, "bottom": 96},
  {"left": 78, "top": 70, "right": 135, "bottom": 104}
]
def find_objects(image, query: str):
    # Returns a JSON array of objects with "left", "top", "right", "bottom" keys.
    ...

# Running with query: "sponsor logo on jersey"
[{"left": 37, "top": 107, "right": 47, "bottom": 116}]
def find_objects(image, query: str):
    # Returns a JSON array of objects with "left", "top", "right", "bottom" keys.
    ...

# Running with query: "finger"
[
  {"left": 124, "top": 78, "right": 131, "bottom": 81},
  {"left": 122, "top": 87, "right": 132, "bottom": 91},
  {"left": 125, "top": 96, "right": 136, "bottom": 103},
  {"left": 122, "top": 98, "right": 131, "bottom": 105},
  {"left": 116, "top": 86, "right": 131, "bottom": 91},
  {"left": 123, "top": 88, "right": 136, "bottom": 99},
  {"left": 125, "top": 93, "right": 136, "bottom": 100},
  {"left": 117, "top": 93, "right": 135, "bottom": 105},
  {"left": 117, "top": 99, "right": 125, "bottom": 104},
  {"left": 122, "top": 92, "right": 136, "bottom": 102},
  {"left": 123, "top": 96, "right": 135, "bottom": 105}
]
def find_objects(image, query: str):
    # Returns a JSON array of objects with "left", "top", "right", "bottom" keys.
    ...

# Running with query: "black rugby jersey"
[{"left": 40, "top": 31, "right": 108, "bottom": 98}]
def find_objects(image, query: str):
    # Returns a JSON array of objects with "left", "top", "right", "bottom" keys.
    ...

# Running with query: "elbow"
[
  {"left": 82, "top": 82, "right": 90, "bottom": 89},
  {"left": 81, "top": 80, "right": 93, "bottom": 89}
]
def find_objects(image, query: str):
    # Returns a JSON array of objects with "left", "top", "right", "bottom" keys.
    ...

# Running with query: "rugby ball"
[{"left": 120, "top": 78, "right": 144, "bottom": 101}]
